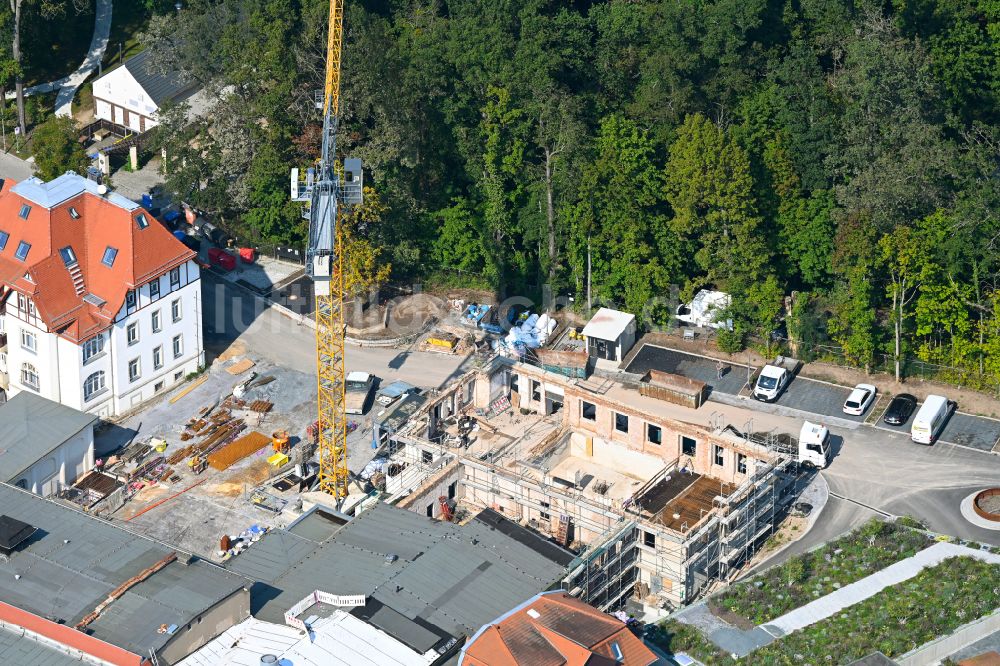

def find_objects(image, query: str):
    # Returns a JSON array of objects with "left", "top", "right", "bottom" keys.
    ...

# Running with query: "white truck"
[
  {"left": 752, "top": 356, "right": 799, "bottom": 402},
  {"left": 769, "top": 421, "right": 832, "bottom": 468},
  {"left": 345, "top": 371, "right": 376, "bottom": 415},
  {"left": 797, "top": 421, "right": 832, "bottom": 468}
]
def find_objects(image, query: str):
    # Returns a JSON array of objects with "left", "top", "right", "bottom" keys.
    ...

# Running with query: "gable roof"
[
  {"left": 460, "top": 592, "right": 657, "bottom": 666},
  {"left": 224, "top": 503, "right": 573, "bottom": 652},
  {"left": 122, "top": 49, "right": 196, "bottom": 106},
  {"left": 0, "top": 392, "right": 97, "bottom": 481},
  {"left": 0, "top": 173, "right": 195, "bottom": 343},
  {"left": 0, "top": 483, "right": 248, "bottom": 658}
]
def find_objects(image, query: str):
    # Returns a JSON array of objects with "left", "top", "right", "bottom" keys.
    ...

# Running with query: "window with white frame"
[
  {"left": 82, "top": 335, "right": 104, "bottom": 363},
  {"left": 151, "top": 309, "right": 162, "bottom": 333},
  {"left": 20, "top": 329, "right": 35, "bottom": 352},
  {"left": 153, "top": 345, "right": 163, "bottom": 370},
  {"left": 149, "top": 279, "right": 160, "bottom": 300},
  {"left": 20, "top": 362, "right": 38, "bottom": 389},
  {"left": 126, "top": 322, "right": 139, "bottom": 345},
  {"left": 128, "top": 358, "right": 141, "bottom": 382},
  {"left": 172, "top": 334, "right": 183, "bottom": 358},
  {"left": 737, "top": 453, "right": 748, "bottom": 474},
  {"left": 714, "top": 444, "right": 724, "bottom": 466},
  {"left": 125, "top": 289, "right": 136, "bottom": 310},
  {"left": 83, "top": 371, "right": 106, "bottom": 401},
  {"left": 170, "top": 267, "right": 180, "bottom": 288},
  {"left": 171, "top": 298, "right": 182, "bottom": 322}
]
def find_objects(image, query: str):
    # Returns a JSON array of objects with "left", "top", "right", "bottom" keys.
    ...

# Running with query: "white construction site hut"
[{"left": 582, "top": 308, "right": 636, "bottom": 363}]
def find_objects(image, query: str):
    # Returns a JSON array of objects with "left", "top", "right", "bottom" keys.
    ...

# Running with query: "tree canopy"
[{"left": 142, "top": 0, "right": 1000, "bottom": 388}]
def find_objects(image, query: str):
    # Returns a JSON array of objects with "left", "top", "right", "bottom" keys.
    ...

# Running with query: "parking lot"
[{"left": 625, "top": 343, "right": 1000, "bottom": 453}]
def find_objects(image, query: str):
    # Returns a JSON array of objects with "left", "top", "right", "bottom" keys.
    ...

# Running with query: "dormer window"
[
  {"left": 18, "top": 204, "right": 30, "bottom": 220},
  {"left": 14, "top": 241, "right": 30, "bottom": 261},
  {"left": 135, "top": 213, "right": 149, "bottom": 229},
  {"left": 102, "top": 246, "right": 118, "bottom": 267},
  {"left": 69, "top": 207, "right": 80, "bottom": 219},
  {"left": 59, "top": 246, "right": 77, "bottom": 266}
]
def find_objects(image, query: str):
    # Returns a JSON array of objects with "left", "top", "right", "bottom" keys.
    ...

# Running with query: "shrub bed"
[
  {"left": 655, "top": 558, "right": 1000, "bottom": 666},
  {"left": 717, "top": 519, "right": 929, "bottom": 624}
]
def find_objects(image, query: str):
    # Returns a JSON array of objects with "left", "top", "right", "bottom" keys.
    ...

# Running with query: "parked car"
[
  {"left": 883, "top": 393, "right": 917, "bottom": 426},
  {"left": 911, "top": 394, "right": 956, "bottom": 445},
  {"left": 843, "top": 383, "right": 877, "bottom": 416}
]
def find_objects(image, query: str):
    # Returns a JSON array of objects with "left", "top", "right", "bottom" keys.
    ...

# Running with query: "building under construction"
[{"left": 361, "top": 355, "right": 798, "bottom": 615}]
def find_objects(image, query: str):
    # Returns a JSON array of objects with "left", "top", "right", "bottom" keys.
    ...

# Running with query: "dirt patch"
[
  {"left": 707, "top": 599, "right": 756, "bottom": 630},
  {"left": 977, "top": 492, "right": 1000, "bottom": 515}
]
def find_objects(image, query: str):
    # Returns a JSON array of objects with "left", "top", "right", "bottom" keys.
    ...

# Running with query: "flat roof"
[
  {"left": 0, "top": 624, "right": 83, "bottom": 666},
  {"left": 0, "top": 392, "right": 97, "bottom": 481},
  {"left": 581, "top": 307, "right": 635, "bottom": 341},
  {"left": 224, "top": 503, "right": 571, "bottom": 647},
  {"left": 0, "top": 484, "right": 247, "bottom": 657},
  {"left": 11, "top": 173, "right": 139, "bottom": 211}
]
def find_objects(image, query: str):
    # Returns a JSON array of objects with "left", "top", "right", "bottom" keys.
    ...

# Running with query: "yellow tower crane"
[{"left": 291, "top": 0, "right": 363, "bottom": 499}]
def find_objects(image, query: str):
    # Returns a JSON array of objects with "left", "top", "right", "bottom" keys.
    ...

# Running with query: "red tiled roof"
[
  {"left": 463, "top": 592, "right": 657, "bottom": 666},
  {"left": 0, "top": 177, "right": 194, "bottom": 343}
]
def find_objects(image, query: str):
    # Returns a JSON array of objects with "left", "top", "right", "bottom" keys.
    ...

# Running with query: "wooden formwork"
[{"left": 207, "top": 431, "right": 272, "bottom": 471}]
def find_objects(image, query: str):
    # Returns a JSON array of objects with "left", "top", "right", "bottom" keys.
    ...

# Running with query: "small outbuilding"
[
  {"left": 0, "top": 392, "right": 97, "bottom": 496},
  {"left": 676, "top": 289, "right": 733, "bottom": 330},
  {"left": 582, "top": 308, "right": 636, "bottom": 363}
]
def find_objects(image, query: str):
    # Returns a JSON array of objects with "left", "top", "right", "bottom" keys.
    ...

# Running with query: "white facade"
[
  {"left": 2, "top": 260, "right": 204, "bottom": 417},
  {"left": 9, "top": 424, "right": 94, "bottom": 496},
  {"left": 92, "top": 65, "right": 161, "bottom": 130}
]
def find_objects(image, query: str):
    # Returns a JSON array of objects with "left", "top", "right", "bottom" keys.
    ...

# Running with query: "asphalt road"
[{"left": 201, "top": 272, "right": 473, "bottom": 390}]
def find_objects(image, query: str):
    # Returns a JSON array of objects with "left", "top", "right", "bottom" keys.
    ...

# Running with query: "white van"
[{"left": 911, "top": 395, "right": 954, "bottom": 444}]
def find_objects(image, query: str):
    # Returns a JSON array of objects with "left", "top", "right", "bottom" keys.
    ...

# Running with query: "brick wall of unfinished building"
[{"left": 508, "top": 363, "right": 766, "bottom": 484}]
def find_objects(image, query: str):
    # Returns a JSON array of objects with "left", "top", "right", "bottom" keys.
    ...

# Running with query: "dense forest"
[{"left": 143, "top": 0, "right": 1000, "bottom": 388}]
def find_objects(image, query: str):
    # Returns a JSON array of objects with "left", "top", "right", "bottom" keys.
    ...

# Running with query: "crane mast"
[{"left": 291, "top": 0, "right": 362, "bottom": 499}]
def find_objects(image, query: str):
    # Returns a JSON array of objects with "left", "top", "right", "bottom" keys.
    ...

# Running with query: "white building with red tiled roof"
[{"left": 0, "top": 172, "right": 204, "bottom": 417}]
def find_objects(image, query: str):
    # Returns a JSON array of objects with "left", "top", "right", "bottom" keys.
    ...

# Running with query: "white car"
[{"left": 843, "top": 384, "right": 877, "bottom": 416}]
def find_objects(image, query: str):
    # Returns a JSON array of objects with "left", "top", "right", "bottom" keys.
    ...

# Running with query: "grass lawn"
[
  {"left": 103, "top": 2, "right": 153, "bottom": 69},
  {"left": 715, "top": 519, "right": 930, "bottom": 625},
  {"left": 653, "top": 557, "right": 1000, "bottom": 665}
]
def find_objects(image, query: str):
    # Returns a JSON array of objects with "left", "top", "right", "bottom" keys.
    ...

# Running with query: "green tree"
[
  {"left": 878, "top": 226, "right": 923, "bottom": 382},
  {"left": 433, "top": 198, "right": 492, "bottom": 279},
  {"left": 31, "top": 115, "right": 86, "bottom": 181},
  {"left": 568, "top": 115, "right": 672, "bottom": 315}
]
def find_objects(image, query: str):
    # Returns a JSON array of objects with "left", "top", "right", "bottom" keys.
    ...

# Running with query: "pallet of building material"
[
  {"left": 226, "top": 358, "right": 256, "bottom": 375},
  {"left": 167, "top": 446, "right": 193, "bottom": 465},
  {"left": 248, "top": 400, "right": 273, "bottom": 413},
  {"left": 207, "top": 431, "right": 272, "bottom": 471}
]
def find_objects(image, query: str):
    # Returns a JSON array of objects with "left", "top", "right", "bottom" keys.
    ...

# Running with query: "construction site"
[{"left": 349, "top": 353, "right": 800, "bottom": 615}]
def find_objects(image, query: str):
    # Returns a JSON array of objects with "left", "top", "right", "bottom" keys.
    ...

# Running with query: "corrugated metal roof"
[
  {"left": 231, "top": 503, "right": 570, "bottom": 643},
  {"left": 0, "top": 392, "right": 97, "bottom": 481},
  {"left": 123, "top": 49, "right": 196, "bottom": 106},
  {"left": 0, "top": 625, "right": 82, "bottom": 666},
  {"left": 0, "top": 484, "right": 248, "bottom": 657}
]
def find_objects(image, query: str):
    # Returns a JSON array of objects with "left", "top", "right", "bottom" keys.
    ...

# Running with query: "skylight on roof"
[
  {"left": 135, "top": 213, "right": 149, "bottom": 229},
  {"left": 15, "top": 241, "right": 30, "bottom": 262},
  {"left": 18, "top": 204, "right": 30, "bottom": 220},
  {"left": 102, "top": 246, "right": 118, "bottom": 267},
  {"left": 0, "top": 231, "right": 7, "bottom": 251},
  {"left": 69, "top": 206, "right": 80, "bottom": 219},
  {"left": 59, "top": 246, "right": 77, "bottom": 266}
]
